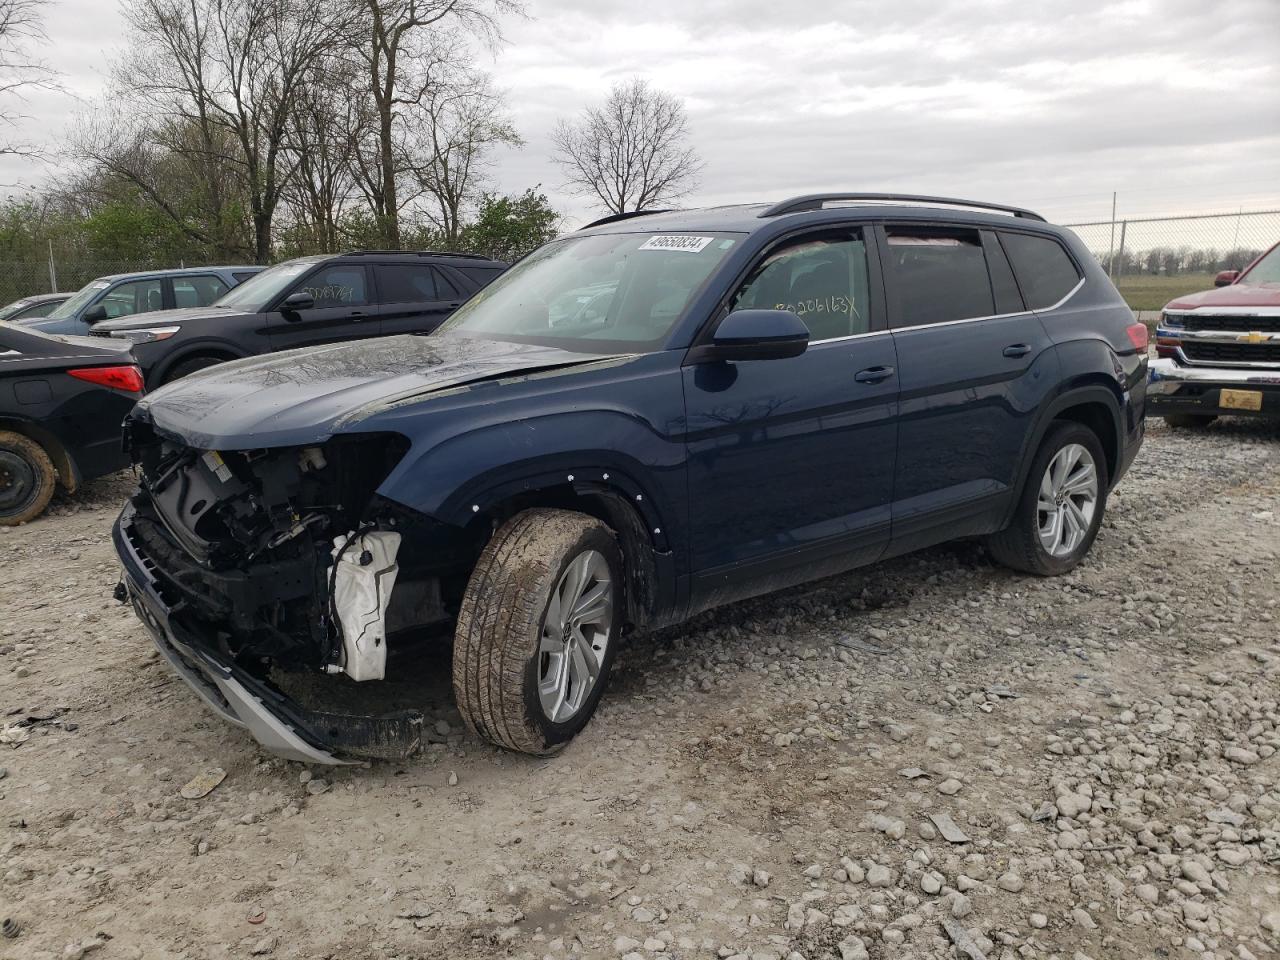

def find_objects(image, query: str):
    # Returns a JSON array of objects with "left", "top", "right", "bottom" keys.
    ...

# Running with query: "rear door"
[
  {"left": 880, "top": 222, "right": 1058, "bottom": 552},
  {"left": 267, "top": 263, "right": 380, "bottom": 351},
  {"left": 373, "top": 262, "right": 463, "bottom": 337}
]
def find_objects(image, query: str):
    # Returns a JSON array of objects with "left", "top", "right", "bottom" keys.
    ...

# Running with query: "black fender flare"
[
  {"left": 150, "top": 340, "right": 249, "bottom": 384},
  {"left": 1000, "top": 379, "right": 1125, "bottom": 528}
]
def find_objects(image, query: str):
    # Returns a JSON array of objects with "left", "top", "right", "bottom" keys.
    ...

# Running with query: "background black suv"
[{"left": 90, "top": 251, "right": 506, "bottom": 386}]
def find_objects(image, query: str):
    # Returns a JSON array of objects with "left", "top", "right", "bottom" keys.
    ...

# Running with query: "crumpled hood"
[
  {"left": 130, "top": 333, "right": 611, "bottom": 449},
  {"left": 1166, "top": 282, "right": 1280, "bottom": 311}
]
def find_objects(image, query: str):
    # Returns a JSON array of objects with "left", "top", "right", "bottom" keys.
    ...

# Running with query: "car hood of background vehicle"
[
  {"left": 1166, "top": 282, "right": 1280, "bottom": 311},
  {"left": 91, "top": 306, "right": 253, "bottom": 333},
  {"left": 131, "top": 333, "right": 616, "bottom": 449}
]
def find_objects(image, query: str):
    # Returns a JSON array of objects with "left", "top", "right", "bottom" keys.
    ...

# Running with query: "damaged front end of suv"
[{"left": 115, "top": 420, "right": 475, "bottom": 764}]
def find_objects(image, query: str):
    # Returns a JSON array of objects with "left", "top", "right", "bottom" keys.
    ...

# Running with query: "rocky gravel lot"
[{"left": 2, "top": 418, "right": 1278, "bottom": 960}]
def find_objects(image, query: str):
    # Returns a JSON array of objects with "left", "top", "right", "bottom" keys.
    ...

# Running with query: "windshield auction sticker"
[{"left": 638, "top": 235, "right": 716, "bottom": 253}]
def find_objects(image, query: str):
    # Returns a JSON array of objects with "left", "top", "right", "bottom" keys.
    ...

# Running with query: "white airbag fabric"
[{"left": 331, "top": 530, "right": 401, "bottom": 681}]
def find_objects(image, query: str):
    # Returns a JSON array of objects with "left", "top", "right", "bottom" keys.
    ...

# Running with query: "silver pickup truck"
[{"left": 1148, "top": 241, "right": 1280, "bottom": 426}]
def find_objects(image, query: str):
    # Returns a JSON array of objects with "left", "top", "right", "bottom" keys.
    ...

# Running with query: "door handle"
[
  {"left": 1003, "top": 343, "right": 1032, "bottom": 358},
  {"left": 854, "top": 365, "right": 895, "bottom": 384},
  {"left": 349, "top": 311, "right": 368, "bottom": 321}
]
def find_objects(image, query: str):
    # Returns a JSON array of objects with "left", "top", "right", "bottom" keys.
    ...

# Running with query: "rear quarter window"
[
  {"left": 454, "top": 265, "right": 504, "bottom": 289},
  {"left": 999, "top": 232, "right": 1081, "bottom": 310}
]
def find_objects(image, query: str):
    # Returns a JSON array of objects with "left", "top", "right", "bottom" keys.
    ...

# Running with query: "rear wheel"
[
  {"left": 163, "top": 354, "right": 228, "bottom": 384},
  {"left": 986, "top": 421, "right": 1109, "bottom": 576},
  {"left": 453, "top": 509, "right": 622, "bottom": 755},
  {"left": 0, "top": 431, "right": 57, "bottom": 526},
  {"left": 1163, "top": 413, "right": 1216, "bottom": 429}
]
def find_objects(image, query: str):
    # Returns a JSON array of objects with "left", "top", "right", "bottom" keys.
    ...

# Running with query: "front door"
[
  {"left": 268, "top": 263, "right": 380, "bottom": 351},
  {"left": 683, "top": 226, "right": 899, "bottom": 611},
  {"left": 879, "top": 223, "right": 1058, "bottom": 552}
]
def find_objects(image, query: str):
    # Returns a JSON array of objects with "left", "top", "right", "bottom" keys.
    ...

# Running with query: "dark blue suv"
[{"left": 113, "top": 194, "right": 1148, "bottom": 764}]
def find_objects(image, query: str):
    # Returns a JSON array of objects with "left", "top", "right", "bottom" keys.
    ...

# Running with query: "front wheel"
[
  {"left": 453, "top": 508, "right": 623, "bottom": 755},
  {"left": 985, "top": 422, "right": 1109, "bottom": 576}
]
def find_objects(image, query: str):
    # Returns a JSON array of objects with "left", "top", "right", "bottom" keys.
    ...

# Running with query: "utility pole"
[
  {"left": 47, "top": 239, "right": 57, "bottom": 293},
  {"left": 1107, "top": 192, "right": 1117, "bottom": 280}
]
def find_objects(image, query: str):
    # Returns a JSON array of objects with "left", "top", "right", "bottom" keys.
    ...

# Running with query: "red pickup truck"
[{"left": 1148, "top": 240, "right": 1280, "bottom": 425}]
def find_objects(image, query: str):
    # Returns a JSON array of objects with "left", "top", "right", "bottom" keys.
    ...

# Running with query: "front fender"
[{"left": 373, "top": 409, "right": 687, "bottom": 561}]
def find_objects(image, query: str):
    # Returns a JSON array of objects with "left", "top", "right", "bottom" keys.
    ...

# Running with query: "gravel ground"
[{"left": 1, "top": 418, "right": 1278, "bottom": 960}]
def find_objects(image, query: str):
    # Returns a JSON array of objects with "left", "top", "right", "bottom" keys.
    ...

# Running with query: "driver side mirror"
[
  {"left": 281, "top": 291, "right": 315, "bottom": 313},
  {"left": 83, "top": 304, "right": 107, "bottom": 324},
  {"left": 686, "top": 309, "right": 810, "bottom": 364},
  {"left": 1214, "top": 270, "right": 1240, "bottom": 287}
]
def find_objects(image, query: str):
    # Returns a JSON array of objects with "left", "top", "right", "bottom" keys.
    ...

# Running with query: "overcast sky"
[{"left": 4, "top": 0, "right": 1279, "bottom": 228}]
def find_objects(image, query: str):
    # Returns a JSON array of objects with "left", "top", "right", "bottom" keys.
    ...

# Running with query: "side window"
[
  {"left": 374, "top": 263, "right": 447, "bottom": 303},
  {"left": 433, "top": 267, "right": 462, "bottom": 298},
  {"left": 729, "top": 229, "right": 871, "bottom": 341},
  {"left": 294, "top": 265, "right": 367, "bottom": 308},
  {"left": 232, "top": 271, "right": 259, "bottom": 284},
  {"left": 1000, "top": 232, "right": 1081, "bottom": 310},
  {"left": 173, "top": 275, "right": 229, "bottom": 308},
  {"left": 99, "top": 278, "right": 165, "bottom": 319},
  {"left": 885, "top": 226, "right": 994, "bottom": 327}
]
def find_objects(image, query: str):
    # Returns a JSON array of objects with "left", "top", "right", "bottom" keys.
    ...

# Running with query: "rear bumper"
[
  {"left": 1146, "top": 358, "right": 1280, "bottom": 419},
  {"left": 113, "top": 503, "right": 422, "bottom": 764}
]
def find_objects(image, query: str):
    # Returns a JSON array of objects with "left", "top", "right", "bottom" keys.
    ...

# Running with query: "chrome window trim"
[{"left": 806, "top": 275, "right": 1087, "bottom": 345}]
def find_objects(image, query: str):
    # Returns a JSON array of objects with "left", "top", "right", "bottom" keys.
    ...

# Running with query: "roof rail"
[
  {"left": 759, "top": 193, "right": 1047, "bottom": 222},
  {"left": 343, "top": 249, "right": 494, "bottom": 260},
  {"left": 579, "top": 209, "right": 673, "bottom": 231}
]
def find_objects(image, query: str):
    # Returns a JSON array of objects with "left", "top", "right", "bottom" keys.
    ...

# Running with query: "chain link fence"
[{"left": 1063, "top": 210, "right": 1280, "bottom": 312}]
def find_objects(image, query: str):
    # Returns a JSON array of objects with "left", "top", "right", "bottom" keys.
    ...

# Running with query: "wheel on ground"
[
  {"left": 0, "top": 430, "right": 57, "bottom": 526},
  {"left": 453, "top": 508, "right": 623, "bottom": 755},
  {"left": 985, "top": 421, "right": 1109, "bottom": 576},
  {"left": 163, "top": 355, "right": 227, "bottom": 384},
  {"left": 1163, "top": 413, "right": 1216, "bottom": 429}
]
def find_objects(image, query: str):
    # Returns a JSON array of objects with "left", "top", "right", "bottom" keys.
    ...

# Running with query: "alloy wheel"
[
  {"left": 537, "top": 549, "right": 613, "bottom": 723},
  {"left": 1036, "top": 443, "right": 1098, "bottom": 559}
]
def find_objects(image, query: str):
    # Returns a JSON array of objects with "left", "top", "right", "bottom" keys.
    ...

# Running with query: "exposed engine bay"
[{"left": 123, "top": 422, "right": 475, "bottom": 685}]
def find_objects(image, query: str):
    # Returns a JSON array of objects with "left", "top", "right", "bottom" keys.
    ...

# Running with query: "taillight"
[
  {"left": 68, "top": 365, "right": 145, "bottom": 393},
  {"left": 1125, "top": 322, "right": 1149, "bottom": 353}
]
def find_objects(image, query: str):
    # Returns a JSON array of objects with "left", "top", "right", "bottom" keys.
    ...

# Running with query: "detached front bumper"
[
  {"left": 1146, "top": 358, "right": 1280, "bottom": 419},
  {"left": 113, "top": 503, "right": 423, "bottom": 765}
]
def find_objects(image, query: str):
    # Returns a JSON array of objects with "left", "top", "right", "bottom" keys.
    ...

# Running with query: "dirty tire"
[
  {"left": 1163, "top": 413, "right": 1217, "bottom": 429},
  {"left": 985, "top": 420, "right": 1109, "bottom": 576},
  {"left": 163, "top": 354, "right": 227, "bottom": 384},
  {"left": 453, "top": 508, "right": 623, "bottom": 755},
  {"left": 0, "top": 430, "right": 57, "bottom": 526}
]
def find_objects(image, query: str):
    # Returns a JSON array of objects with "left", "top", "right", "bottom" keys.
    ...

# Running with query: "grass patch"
[{"left": 1114, "top": 273, "right": 1216, "bottom": 312}]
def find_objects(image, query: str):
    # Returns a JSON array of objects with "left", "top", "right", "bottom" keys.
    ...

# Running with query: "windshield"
[
  {"left": 1240, "top": 245, "right": 1280, "bottom": 286},
  {"left": 213, "top": 258, "right": 323, "bottom": 311},
  {"left": 438, "top": 231, "right": 740, "bottom": 351},
  {"left": 45, "top": 280, "right": 109, "bottom": 321}
]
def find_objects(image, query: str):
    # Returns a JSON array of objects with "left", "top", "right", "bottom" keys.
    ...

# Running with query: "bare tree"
[
  {"left": 283, "top": 61, "right": 366, "bottom": 252},
  {"left": 551, "top": 78, "right": 702, "bottom": 215},
  {"left": 348, "top": 0, "right": 519, "bottom": 247},
  {"left": 73, "top": 108, "right": 254, "bottom": 259},
  {"left": 0, "top": 0, "right": 58, "bottom": 157},
  {"left": 114, "top": 0, "right": 352, "bottom": 261},
  {"left": 411, "top": 51, "right": 520, "bottom": 245}
]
